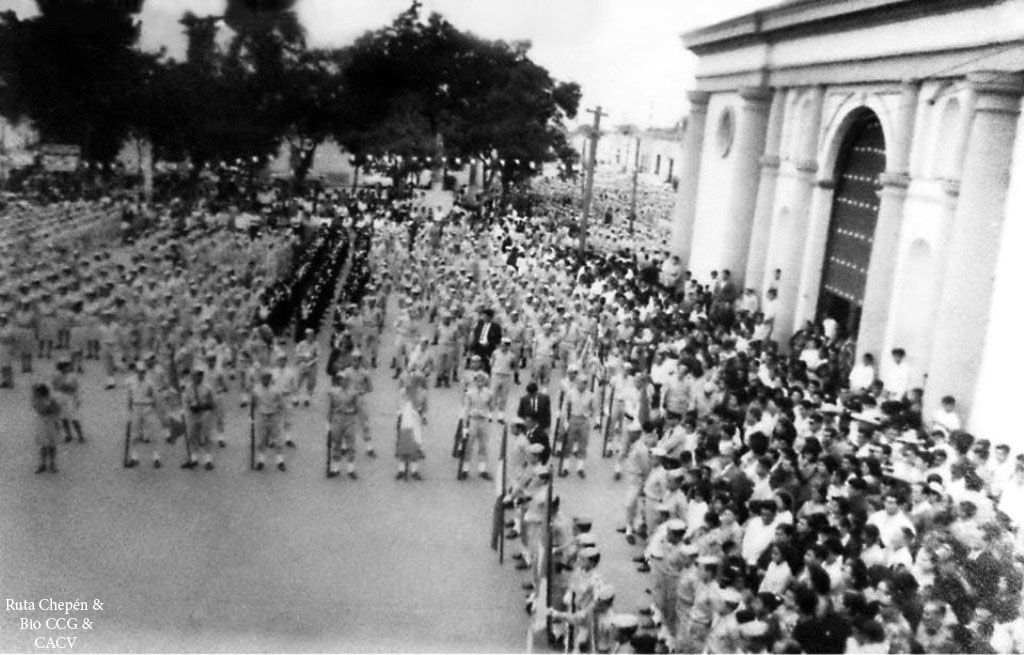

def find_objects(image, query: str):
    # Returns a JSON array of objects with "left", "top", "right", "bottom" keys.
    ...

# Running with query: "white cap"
[{"left": 665, "top": 519, "right": 686, "bottom": 533}]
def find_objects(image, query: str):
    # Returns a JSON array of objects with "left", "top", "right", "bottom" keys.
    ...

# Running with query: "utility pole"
[
  {"left": 629, "top": 133, "right": 641, "bottom": 236},
  {"left": 579, "top": 105, "right": 607, "bottom": 253}
]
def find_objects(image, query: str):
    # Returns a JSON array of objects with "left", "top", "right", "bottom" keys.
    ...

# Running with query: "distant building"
[
  {"left": 670, "top": 0, "right": 1024, "bottom": 436},
  {"left": 573, "top": 124, "right": 683, "bottom": 186}
]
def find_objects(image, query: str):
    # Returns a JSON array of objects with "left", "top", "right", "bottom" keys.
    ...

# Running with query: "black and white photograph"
[{"left": 1, "top": 0, "right": 1024, "bottom": 652}]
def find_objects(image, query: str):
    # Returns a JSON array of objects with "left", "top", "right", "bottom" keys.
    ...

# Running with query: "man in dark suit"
[
  {"left": 517, "top": 382, "right": 552, "bottom": 432},
  {"left": 470, "top": 308, "right": 502, "bottom": 373}
]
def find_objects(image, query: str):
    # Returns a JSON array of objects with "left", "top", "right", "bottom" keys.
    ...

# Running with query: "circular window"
[{"left": 717, "top": 107, "right": 735, "bottom": 158}]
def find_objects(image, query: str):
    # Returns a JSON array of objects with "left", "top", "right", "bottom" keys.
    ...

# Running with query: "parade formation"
[
  {"left": 2, "top": 0, "right": 1023, "bottom": 653},
  {"left": 2, "top": 175, "right": 1023, "bottom": 654}
]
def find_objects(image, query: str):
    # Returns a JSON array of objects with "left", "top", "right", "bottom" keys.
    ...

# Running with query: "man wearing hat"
[
  {"left": 433, "top": 311, "right": 460, "bottom": 387},
  {"left": 642, "top": 447, "right": 671, "bottom": 539},
  {"left": 504, "top": 308, "right": 527, "bottom": 385},
  {"left": 560, "top": 375, "right": 597, "bottom": 478},
  {"left": 126, "top": 361, "right": 160, "bottom": 467},
  {"left": 294, "top": 328, "right": 319, "bottom": 407},
  {"left": 671, "top": 543, "right": 701, "bottom": 644},
  {"left": 461, "top": 370, "right": 494, "bottom": 480},
  {"left": 681, "top": 555, "right": 722, "bottom": 652},
  {"left": 470, "top": 307, "right": 502, "bottom": 375},
  {"left": 517, "top": 382, "right": 552, "bottom": 432},
  {"left": 705, "top": 586, "right": 743, "bottom": 654},
  {"left": 182, "top": 368, "right": 216, "bottom": 471},
  {"left": 97, "top": 310, "right": 122, "bottom": 389},
  {"left": 326, "top": 370, "right": 361, "bottom": 478},
  {"left": 52, "top": 358, "right": 84, "bottom": 444},
  {"left": 552, "top": 581, "right": 617, "bottom": 653},
  {"left": 12, "top": 298, "right": 36, "bottom": 374},
  {"left": 270, "top": 351, "right": 298, "bottom": 448},
  {"left": 619, "top": 424, "right": 656, "bottom": 543},
  {"left": 506, "top": 430, "right": 546, "bottom": 543},
  {"left": 489, "top": 337, "right": 516, "bottom": 422},
  {"left": 531, "top": 322, "right": 558, "bottom": 387},
  {"left": 648, "top": 518, "right": 688, "bottom": 644}
]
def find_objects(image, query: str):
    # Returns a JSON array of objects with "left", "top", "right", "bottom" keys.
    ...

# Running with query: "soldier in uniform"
[
  {"left": 505, "top": 309, "right": 527, "bottom": 385},
  {"left": 647, "top": 518, "right": 688, "bottom": 646},
  {"left": 327, "top": 370, "right": 361, "bottom": 479},
  {"left": 98, "top": 310, "right": 122, "bottom": 389},
  {"left": 532, "top": 322, "right": 559, "bottom": 388},
  {"left": 198, "top": 353, "right": 227, "bottom": 448},
  {"left": 51, "top": 358, "right": 84, "bottom": 443},
  {"left": 0, "top": 313, "right": 16, "bottom": 388},
  {"left": 270, "top": 351, "right": 298, "bottom": 448},
  {"left": 294, "top": 328, "right": 319, "bottom": 407},
  {"left": 349, "top": 350, "right": 375, "bottom": 457},
  {"left": 362, "top": 296, "right": 383, "bottom": 368},
  {"left": 182, "top": 369, "right": 216, "bottom": 470},
  {"left": 622, "top": 425, "right": 657, "bottom": 543},
  {"left": 433, "top": 311, "right": 460, "bottom": 388},
  {"left": 252, "top": 369, "right": 285, "bottom": 472},
  {"left": 13, "top": 299, "right": 36, "bottom": 374},
  {"left": 489, "top": 337, "right": 516, "bottom": 422},
  {"left": 681, "top": 556, "right": 723, "bottom": 653},
  {"left": 560, "top": 375, "right": 597, "bottom": 478},
  {"left": 36, "top": 292, "right": 58, "bottom": 360},
  {"left": 126, "top": 361, "right": 161, "bottom": 467},
  {"left": 32, "top": 383, "right": 62, "bottom": 474},
  {"left": 461, "top": 370, "right": 494, "bottom": 480}
]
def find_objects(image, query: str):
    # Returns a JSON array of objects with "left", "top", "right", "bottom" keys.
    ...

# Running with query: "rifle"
[
  {"left": 491, "top": 424, "right": 508, "bottom": 558},
  {"left": 249, "top": 396, "right": 256, "bottom": 471},
  {"left": 325, "top": 421, "right": 331, "bottom": 478},
  {"left": 602, "top": 386, "right": 616, "bottom": 458},
  {"left": 167, "top": 350, "right": 193, "bottom": 465},
  {"left": 455, "top": 418, "right": 469, "bottom": 480},
  {"left": 122, "top": 394, "right": 132, "bottom": 468},
  {"left": 451, "top": 417, "right": 464, "bottom": 458},
  {"left": 544, "top": 467, "right": 555, "bottom": 644},
  {"left": 557, "top": 401, "right": 572, "bottom": 474},
  {"left": 566, "top": 592, "right": 576, "bottom": 654},
  {"left": 498, "top": 423, "right": 508, "bottom": 564}
]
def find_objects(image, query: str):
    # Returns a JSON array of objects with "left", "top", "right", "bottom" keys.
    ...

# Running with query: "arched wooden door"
[{"left": 817, "top": 111, "right": 886, "bottom": 338}]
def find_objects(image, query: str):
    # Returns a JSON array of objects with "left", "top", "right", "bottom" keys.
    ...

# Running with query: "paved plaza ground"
[{"left": 0, "top": 291, "right": 648, "bottom": 653}]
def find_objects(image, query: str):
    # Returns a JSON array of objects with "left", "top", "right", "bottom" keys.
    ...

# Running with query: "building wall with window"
[{"left": 668, "top": 0, "right": 1024, "bottom": 437}]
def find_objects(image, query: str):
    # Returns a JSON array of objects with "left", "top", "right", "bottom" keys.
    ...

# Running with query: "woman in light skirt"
[{"left": 395, "top": 371, "right": 428, "bottom": 480}]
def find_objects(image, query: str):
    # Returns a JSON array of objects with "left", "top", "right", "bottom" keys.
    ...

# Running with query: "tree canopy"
[{"left": 0, "top": 0, "right": 581, "bottom": 190}]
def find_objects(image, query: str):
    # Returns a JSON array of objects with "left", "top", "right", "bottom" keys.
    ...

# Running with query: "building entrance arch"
[{"left": 817, "top": 109, "right": 886, "bottom": 338}]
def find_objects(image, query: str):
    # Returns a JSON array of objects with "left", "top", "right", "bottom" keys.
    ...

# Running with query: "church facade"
[{"left": 669, "top": 0, "right": 1024, "bottom": 437}]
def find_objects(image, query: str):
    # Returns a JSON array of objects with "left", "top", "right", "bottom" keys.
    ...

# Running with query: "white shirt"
[
  {"left": 867, "top": 509, "right": 915, "bottom": 548},
  {"left": 848, "top": 363, "right": 876, "bottom": 391},
  {"left": 741, "top": 516, "right": 779, "bottom": 565},
  {"left": 931, "top": 407, "right": 962, "bottom": 433},
  {"left": 882, "top": 359, "right": 913, "bottom": 397}
]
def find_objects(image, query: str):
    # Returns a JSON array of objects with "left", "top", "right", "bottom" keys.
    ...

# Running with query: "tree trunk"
[
  {"left": 431, "top": 132, "right": 444, "bottom": 190},
  {"left": 291, "top": 141, "right": 317, "bottom": 194}
]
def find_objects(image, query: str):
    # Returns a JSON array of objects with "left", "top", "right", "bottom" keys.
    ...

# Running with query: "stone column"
[
  {"left": 773, "top": 86, "right": 825, "bottom": 346},
  {"left": 720, "top": 87, "right": 773, "bottom": 282},
  {"left": 794, "top": 177, "right": 837, "bottom": 325},
  {"left": 744, "top": 88, "right": 787, "bottom": 290},
  {"left": 925, "top": 71, "right": 1024, "bottom": 416},
  {"left": 971, "top": 110, "right": 1024, "bottom": 439},
  {"left": 857, "top": 81, "right": 920, "bottom": 358},
  {"left": 669, "top": 91, "right": 711, "bottom": 265}
]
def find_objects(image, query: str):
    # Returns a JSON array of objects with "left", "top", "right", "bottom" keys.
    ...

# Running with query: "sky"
[{"left": 4, "top": 0, "right": 779, "bottom": 128}]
